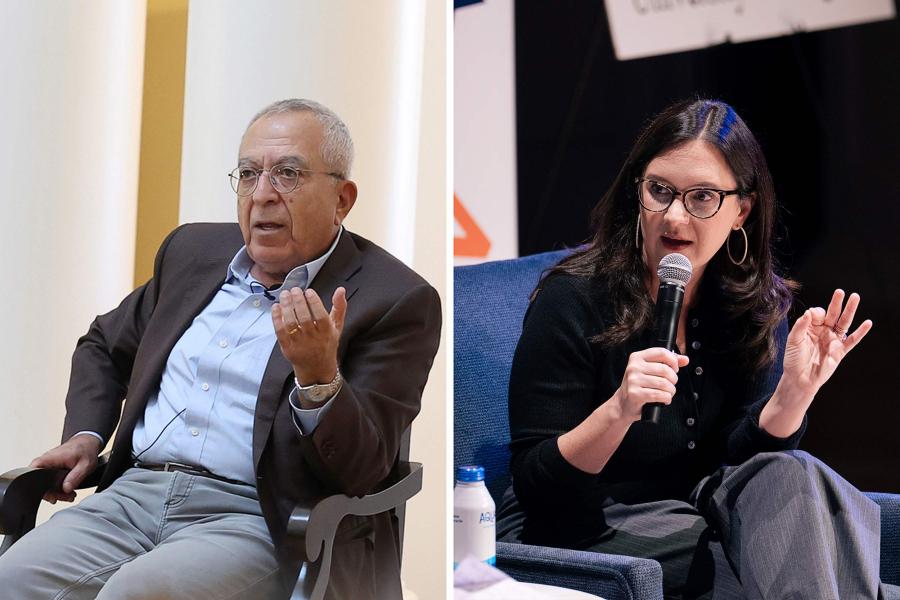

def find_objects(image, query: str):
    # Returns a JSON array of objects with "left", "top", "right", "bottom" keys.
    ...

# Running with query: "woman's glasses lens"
[{"left": 638, "top": 179, "right": 720, "bottom": 219}]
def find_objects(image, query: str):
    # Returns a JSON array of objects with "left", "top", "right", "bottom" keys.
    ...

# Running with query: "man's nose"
[{"left": 251, "top": 172, "right": 279, "bottom": 204}]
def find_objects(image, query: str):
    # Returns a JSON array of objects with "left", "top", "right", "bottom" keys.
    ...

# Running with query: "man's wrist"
[
  {"left": 293, "top": 364, "right": 338, "bottom": 387},
  {"left": 294, "top": 368, "right": 343, "bottom": 405},
  {"left": 71, "top": 431, "right": 105, "bottom": 447}
]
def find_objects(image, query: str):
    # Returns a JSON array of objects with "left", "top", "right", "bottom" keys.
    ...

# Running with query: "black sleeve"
[
  {"left": 722, "top": 317, "right": 807, "bottom": 465},
  {"left": 507, "top": 275, "right": 606, "bottom": 513}
]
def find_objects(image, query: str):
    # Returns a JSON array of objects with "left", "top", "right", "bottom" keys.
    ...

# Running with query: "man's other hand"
[
  {"left": 29, "top": 434, "right": 102, "bottom": 503},
  {"left": 272, "top": 286, "right": 346, "bottom": 385}
]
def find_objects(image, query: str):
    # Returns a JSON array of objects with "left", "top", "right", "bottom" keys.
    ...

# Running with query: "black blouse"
[{"left": 504, "top": 272, "right": 805, "bottom": 546}]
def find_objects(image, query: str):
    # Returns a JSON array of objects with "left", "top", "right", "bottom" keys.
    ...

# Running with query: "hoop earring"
[
  {"left": 726, "top": 226, "right": 748, "bottom": 266},
  {"left": 635, "top": 216, "right": 641, "bottom": 249}
]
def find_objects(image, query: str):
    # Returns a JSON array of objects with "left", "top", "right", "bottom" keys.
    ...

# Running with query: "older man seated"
[{"left": 0, "top": 98, "right": 442, "bottom": 600}]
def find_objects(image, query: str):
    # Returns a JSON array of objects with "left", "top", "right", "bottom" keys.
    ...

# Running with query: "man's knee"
[{"left": 96, "top": 563, "right": 176, "bottom": 600}]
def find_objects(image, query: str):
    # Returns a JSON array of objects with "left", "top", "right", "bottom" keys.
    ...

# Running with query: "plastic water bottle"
[{"left": 453, "top": 465, "right": 496, "bottom": 568}]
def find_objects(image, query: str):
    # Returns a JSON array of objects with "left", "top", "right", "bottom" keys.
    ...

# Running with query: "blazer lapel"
[{"left": 252, "top": 232, "right": 363, "bottom": 470}]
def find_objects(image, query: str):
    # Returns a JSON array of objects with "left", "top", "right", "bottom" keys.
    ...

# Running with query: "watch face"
[
  {"left": 297, "top": 372, "right": 341, "bottom": 404},
  {"left": 308, "top": 388, "right": 329, "bottom": 403}
]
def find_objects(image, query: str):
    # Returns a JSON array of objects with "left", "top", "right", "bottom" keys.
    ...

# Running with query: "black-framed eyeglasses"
[
  {"left": 635, "top": 177, "right": 746, "bottom": 219},
  {"left": 228, "top": 164, "right": 344, "bottom": 196}
]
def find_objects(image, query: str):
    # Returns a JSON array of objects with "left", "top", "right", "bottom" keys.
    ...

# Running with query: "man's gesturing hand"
[
  {"left": 271, "top": 286, "right": 347, "bottom": 385},
  {"left": 29, "top": 434, "right": 102, "bottom": 503}
]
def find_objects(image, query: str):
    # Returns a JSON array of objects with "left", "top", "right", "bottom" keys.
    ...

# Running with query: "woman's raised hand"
[
  {"left": 782, "top": 289, "right": 873, "bottom": 400},
  {"left": 614, "top": 348, "right": 690, "bottom": 422}
]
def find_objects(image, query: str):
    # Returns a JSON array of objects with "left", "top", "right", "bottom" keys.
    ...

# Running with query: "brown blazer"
[{"left": 60, "top": 223, "right": 442, "bottom": 599}]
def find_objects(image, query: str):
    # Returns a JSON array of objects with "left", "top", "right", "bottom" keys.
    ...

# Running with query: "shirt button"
[
  {"left": 686, "top": 417, "right": 696, "bottom": 426},
  {"left": 201, "top": 382, "right": 210, "bottom": 391},
  {"left": 694, "top": 366, "right": 703, "bottom": 376},
  {"left": 190, "top": 428, "right": 199, "bottom": 437},
  {"left": 253, "top": 299, "right": 261, "bottom": 307},
  {"left": 691, "top": 318, "right": 699, "bottom": 327},
  {"left": 691, "top": 341, "right": 701, "bottom": 350},
  {"left": 219, "top": 339, "right": 228, "bottom": 348},
  {"left": 692, "top": 392, "right": 699, "bottom": 400},
  {"left": 687, "top": 441, "right": 696, "bottom": 450}
]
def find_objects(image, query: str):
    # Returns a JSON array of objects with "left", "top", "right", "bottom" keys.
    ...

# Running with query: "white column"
[
  {"left": 0, "top": 0, "right": 146, "bottom": 512},
  {"left": 178, "top": 2, "right": 445, "bottom": 597}
]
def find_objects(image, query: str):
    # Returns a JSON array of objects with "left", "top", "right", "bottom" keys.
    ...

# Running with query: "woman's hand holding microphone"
[
  {"left": 558, "top": 347, "right": 689, "bottom": 474},
  {"left": 613, "top": 348, "right": 690, "bottom": 423}
]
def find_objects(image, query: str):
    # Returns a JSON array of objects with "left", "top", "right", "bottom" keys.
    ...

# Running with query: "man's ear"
[{"left": 335, "top": 179, "right": 357, "bottom": 225}]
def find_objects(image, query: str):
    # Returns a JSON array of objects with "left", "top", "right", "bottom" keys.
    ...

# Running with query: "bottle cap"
[{"left": 456, "top": 465, "right": 485, "bottom": 482}]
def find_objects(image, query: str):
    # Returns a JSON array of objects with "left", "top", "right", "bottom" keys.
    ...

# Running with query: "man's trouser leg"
[{"left": 0, "top": 468, "right": 285, "bottom": 600}]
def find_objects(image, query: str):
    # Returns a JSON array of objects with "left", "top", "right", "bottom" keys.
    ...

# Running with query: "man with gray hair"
[{"left": 0, "top": 98, "right": 442, "bottom": 599}]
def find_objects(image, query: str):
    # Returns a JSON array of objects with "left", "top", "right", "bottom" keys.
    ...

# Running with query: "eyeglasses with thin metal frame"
[
  {"left": 635, "top": 177, "right": 746, "bottom": 219},
  {"left": 228, "top": 164, "right": 344, "bottom": 196}
]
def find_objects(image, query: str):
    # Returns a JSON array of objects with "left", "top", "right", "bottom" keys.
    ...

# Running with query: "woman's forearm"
[
  {"left": 759, "top": 376, "right": 814, "bottom": 439},
  {"left": 557, "top": 392, "right": 633, "bottom": 474}
]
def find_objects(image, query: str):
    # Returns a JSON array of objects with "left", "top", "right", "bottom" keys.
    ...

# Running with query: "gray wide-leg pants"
[
  {"left": 586, "top": 451, "right": 898, "bottom": 600},
  {"left": 0, "top": 468, "right": 287, "bottom": 600}
]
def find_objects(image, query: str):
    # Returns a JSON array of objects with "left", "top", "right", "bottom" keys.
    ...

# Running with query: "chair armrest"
[
  {"left": 497, "top": 541, "right": 664, "bottom": 600},
  {"left": 0, "top": 453, "right": 109, "bottom": 555},
  {"left": 0, "top": 466, "right": 66, "bottom": 552},
  {"left": 286, "top": 461, "right": 423, "bottom": 600},
  {"left": 866, "top": 491, "right": 900, "bottom": 586}
]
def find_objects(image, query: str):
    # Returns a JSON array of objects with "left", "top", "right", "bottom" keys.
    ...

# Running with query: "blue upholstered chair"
[{"left": 453, "top": 250, "right": 900, "bottom": 599}]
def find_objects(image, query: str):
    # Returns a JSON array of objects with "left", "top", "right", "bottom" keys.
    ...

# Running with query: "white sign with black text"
[{"left": 604, "top": 0, "right": 896, "bottom": 60}]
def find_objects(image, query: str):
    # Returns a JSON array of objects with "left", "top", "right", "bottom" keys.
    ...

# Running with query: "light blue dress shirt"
[{"left": 113, "top": 228, "right": 343, "bottom": 486}]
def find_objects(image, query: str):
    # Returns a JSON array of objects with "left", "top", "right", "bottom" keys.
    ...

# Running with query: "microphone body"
[{"left": 641, "top": 253, "right": 692, "bottom": 424}]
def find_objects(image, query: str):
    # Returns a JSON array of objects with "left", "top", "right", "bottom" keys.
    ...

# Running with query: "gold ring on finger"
[{"left": 288, "top": 327, "right": 299, "bottom": 335}]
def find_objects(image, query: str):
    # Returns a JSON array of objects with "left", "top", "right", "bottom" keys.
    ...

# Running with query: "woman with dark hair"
[{"left": 498, "top": 99, "right": 894, "bottom": 598}]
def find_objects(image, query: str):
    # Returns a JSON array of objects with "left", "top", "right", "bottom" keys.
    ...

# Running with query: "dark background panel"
[{"left": 515, "top": 1, "right": 900, "bottom": 492}]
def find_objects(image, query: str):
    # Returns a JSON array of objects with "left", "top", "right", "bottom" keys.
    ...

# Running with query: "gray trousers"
[
  {"left": 588, "top": 451, "right": 898, "bottom": 600},
  {"left": 0, "top": 468, "right": 287, "bottom": 599}
]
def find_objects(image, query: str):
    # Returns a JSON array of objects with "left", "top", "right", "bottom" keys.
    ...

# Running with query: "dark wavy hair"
[{"left": 543, "top": 99, "right": 797, "bottom": 372}]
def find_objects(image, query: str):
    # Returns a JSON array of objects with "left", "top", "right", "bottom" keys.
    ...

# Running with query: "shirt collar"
[{"left": 226, "top": 226, "right": 344, "bottom": 295}]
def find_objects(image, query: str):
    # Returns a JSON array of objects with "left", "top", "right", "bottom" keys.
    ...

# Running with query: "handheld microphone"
[{"left": 642, "top": 253, "right": 693, "bottom": 423}]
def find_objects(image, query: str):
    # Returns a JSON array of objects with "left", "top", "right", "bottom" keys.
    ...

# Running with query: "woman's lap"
[{"left": 502, "top": 451, "right": 887, "bottom": 600}]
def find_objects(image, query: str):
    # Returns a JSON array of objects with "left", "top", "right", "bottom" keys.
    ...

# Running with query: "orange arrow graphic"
[{"left": 454, "top": 194, "right": 491, "bottom": 258}]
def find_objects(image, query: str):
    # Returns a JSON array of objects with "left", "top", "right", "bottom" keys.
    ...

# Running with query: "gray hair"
[{"left": 247, "top": 98, "right": 354, "bottom": 178}]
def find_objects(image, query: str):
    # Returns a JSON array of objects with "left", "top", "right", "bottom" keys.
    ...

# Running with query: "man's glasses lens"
[{"left": 229, "top": 165, "right": 302, "bottom": 195}]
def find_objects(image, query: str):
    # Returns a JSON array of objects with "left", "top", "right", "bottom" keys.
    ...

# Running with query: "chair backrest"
[{"left": 453, "top": 250, "right": 570, "bottom": 502}]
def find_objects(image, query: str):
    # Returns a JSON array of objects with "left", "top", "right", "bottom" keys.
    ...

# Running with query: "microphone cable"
[{"left": 131, "top": 408, "right": 187, "bottom": 464}]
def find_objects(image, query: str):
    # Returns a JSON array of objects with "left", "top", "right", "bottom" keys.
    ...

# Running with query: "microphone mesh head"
[{"left": 657, "top": 253, "right": 693, "bottom": 287}]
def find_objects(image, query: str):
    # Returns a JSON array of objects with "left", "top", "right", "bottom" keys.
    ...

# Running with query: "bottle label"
[{"left": 479, "top": 511, "right": 495, "bottom": 525}]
